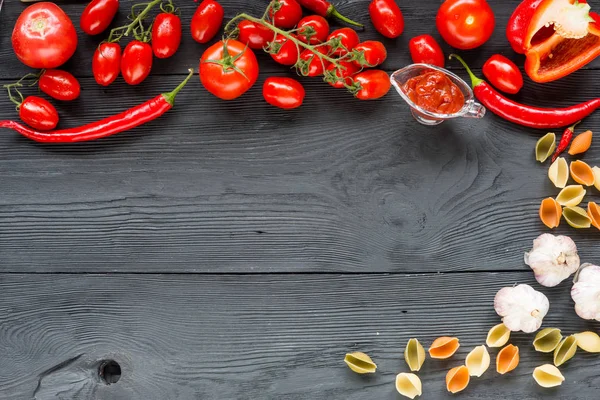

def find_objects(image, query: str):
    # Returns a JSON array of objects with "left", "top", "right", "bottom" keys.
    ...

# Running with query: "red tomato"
[
  {"left": 297, "top": 15, "right": 329, "bottom": 44},
  {"left": 263, "top": 77, "right": 305, "bottom": 109},
  {"left": 191, "top": 0, "right": 224, "bottom": 44},
  {"left": 80, "top": 0, "right": 119, "bottom": 35},
  {"left": 121, "top": 40, "right": 153, "bottom": 85},
  {"left": 353, "top": 41, "right": 387, "bottom": 67},
  {"left": 482, "top": 54, "right": 523, "bottom": 95},
  {"left": 353, "top": 70, "right": 391, "bottom": 100},
  {"left": 152, "top": 13, "right": 182, "bottom": 58},
  {"left": 408, "top": 34, "right": 445, "bottom": 67},
  {"left": 297, "top": 48, "right": 330, "bottom": 77},
  {"left": 92, "top": 42, "right": 121, "bottom": 86},
  {"left": 326, "top": 61, "right": 360, "bottom": 88},
  {"left": 327, "top": 28, "right": 360, "bottom": 56},
  {"left": 39, "top": 69, "right": 80, "bottom": 101},
  {"left": 200, "top": 40, "right": 259, "bottom": 100},
  {"left": 436, "top": 0, "right": 495, "bottom": 50},
  {"left": 270, "top": 34, "right": 300, "bottom": 66},
  {"left": 369, "top": 0, "right": 404, "bottom": 39},
  {"left": 270, "top": 0, "right": 302, "bottom": 29},
  {"left": 237, "top": 20, "right": 276, "bottom": 49},
  {"left": 19, "top": 96, "right": 59, "bottom": 131},
  {"left": 11, "top": 3, "right": 78, "bottom": 69}
]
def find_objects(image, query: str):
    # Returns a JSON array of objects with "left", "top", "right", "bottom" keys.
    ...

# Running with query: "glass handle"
[{"left": 463, "top": 102, "right": 486, "bottom": 119}]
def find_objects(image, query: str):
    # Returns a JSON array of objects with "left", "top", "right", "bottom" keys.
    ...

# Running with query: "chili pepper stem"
[
  {"left": 450, "top": 54, "right": 484, "bottom": 87},
  {"left": 329, "top": 7, "right": 363, "bottom": 28},
  {"left": 108, "top": 0, "right": 162, "bottom": 42},
  {"left": 162, "top": 69, "right": 194, "bottom": 106}
]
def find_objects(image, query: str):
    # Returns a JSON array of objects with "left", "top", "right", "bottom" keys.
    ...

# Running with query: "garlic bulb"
[
  {"left": 524, "top": 234, "right": 580, "bottom": 287},
  {"left": 494, "top": 284, "right": 549, "bottom": 333},
  {"left": 571, "top": 263, "right": 600, "bottom": 321}
]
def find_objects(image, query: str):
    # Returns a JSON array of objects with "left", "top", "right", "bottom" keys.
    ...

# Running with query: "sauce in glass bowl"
[{"left": 402, "top": 71, "right": 465, "bottom": 114}]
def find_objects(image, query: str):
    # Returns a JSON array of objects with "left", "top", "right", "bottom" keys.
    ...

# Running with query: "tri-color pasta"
[
  {"left": 404, "top": 338, "right": 426, "bottom": 372},
  {"left": 548, "top": 157, "right": 569, "bottom": 188},
  {"left": 539, "top": 198, "right": 562, "bottom": 229},
  {"left": 570, "top": 160, "right": 596, "bottom": 186},
  {"left": 556, "top": 185, "right": 586, "bottom": 207},
  {"left": 486, "top": 323, "right": 511, "bottom": 348},
  {"left": 532, "top": 364, "right": 565, "bottom": 388},
  {"left": 465, "top": 345, "right": 490, "bottom": 377},
  {"left": 553, "top": 336, "right": 578, "bottom": 367},
  {"left": 428, "top": 337, "right": 460, "bottom": 359},
  {"left": 533, "top": 328, "right": 562, "bottom": 353},
  {"left": 343, "top": 352, "right": 377, "bottom": 374},
  {"left": 563, "top": 206, "right": 592, "bottom": 229},
  {"left": 395, "top": 373, "right": 422, "bottom": 399},
  {"left": 496, "top": 344, "right": 519, "bottom": 374},
  {"left": 535, "top": 132, "right": 556, "bottom": 162},
  {"left": 446, "top": 365, "right": 470, "bottom": 393}
]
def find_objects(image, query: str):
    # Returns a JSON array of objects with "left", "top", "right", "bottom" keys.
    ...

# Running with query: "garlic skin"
[
  {"left": 494, "top": 284, "right": 549, "bottom": 333},
  {"left": 524, "top": 234, "right": 580, "bottom": 287},
  {"left": 571, "top": 263, "right": 600, "bottom": 321}
]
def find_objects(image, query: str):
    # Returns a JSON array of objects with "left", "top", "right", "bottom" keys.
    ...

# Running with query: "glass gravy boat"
[{"left": 390, "top": 64, "right": 486, "bottom": 126}]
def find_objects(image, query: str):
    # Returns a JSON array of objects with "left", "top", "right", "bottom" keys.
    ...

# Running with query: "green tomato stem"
[{"left": 108, "top": 0, "right": 162, "bottom": 43}]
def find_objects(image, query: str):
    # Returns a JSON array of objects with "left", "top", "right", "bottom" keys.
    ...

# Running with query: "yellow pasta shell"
[
  {"left": 588, "top": 202, "right": 600, "bottom": 230},
  {"left": 404, "top": 338, "right": 426, "bottom": 372},
  {"left": 574, "top": 331, "right": 600, "bottom": 353},
  {"left": 570, "top": 160, "right": 596, "bottom": 186},
  {"left": 533, "top": 328, "right": 562, "bottom": 353},
  {"left": 568, "top": 130, "right": 593, "bottom": 155},
  {"left": 539, "top": 197, "right": 562, "bottom": 229},
  {"left": 446, "top": 365, "right": 470, "bottom": 394},
  {"left": 553, "top": 336, "right": 578, "bottom": 367},
  {"left": 486, "top": 323, "right": 511, "bottom": 348},
  {"left": 556, "top": 185, "right": 586, "bottom": 207},
  {"left": 344, "top": 352, "right": 377, "bottom": 374},
  {"left": 563, "top": 206, "right": 592, "bottom": 229},
  {"left": 428, "top": 336, "right": 460, "bottom": 359},
  {"left": 593, "top": 166, "right": 600, "bottom": 191},
  {"left": 533, "top": 364, "right": 565, "bottom": 388},
  {"left": 548, "top": 157, "right": 569, "bottom": 188},
  {"left": 496, "top": 344, "right": 519, "bottom": 374},
  {"left": 535, "top": 132, "right": 556, "bottom": 162},
  {"left": 465, "top": 345, "right": 490, "bottom": 377},
  {"left": 395, "top": 373, "right": 422, "bottom": 399}
]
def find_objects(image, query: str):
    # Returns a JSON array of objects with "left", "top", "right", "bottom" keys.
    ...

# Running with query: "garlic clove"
[
  {"left": 524, "top": 233, "right": 580, "bottom": 287},
  {"left": 494, "top": 284, "right": 549, "bottom": 332},
  {"left": 571, "top": 263, "right": 600, "bottom": 321},
  {"left": 465, "top": 345, "right": 490, "bottom": 377},
  {"left": 395, "top": 373, "right": 422, "bottom": 399},
  {"left": 574, "top": 331, "right": 600, "bottom": 353},
  {"left": 344, "top": 352, "right": 377, "bottom": 374},
  {"left": 539, "top": 197, "right": 562, "bottom": 229},
  {"left": 446, "top": 365, "right": 470, "bottom": 393},
  {"left": 553, "top": 335, "right": 577, "bottom": 366},
  {"left": 496, "top": 344, "right": 519, "bottom": 374},
  {"left": 533, "top": 364, "right": 565, "bottom": 388},
  {"left": 428, "top": 336, "right": 460, "bottom": 359},
  {"left": 533, "top": 327, "right": 562, "bottom": 353},
  {"left": 556, "top": 185, "right": 586, "bottom": 207},
  {"left": 486, "top": 323, "right": 511, "bottom": 348},
  {"left": 570, "top": 160, "right": 596, "bottom": 186},
  {"left": 548, "top": 157, "right": 569, "bottom": 188},
  {"left": 404, "top": 338, "right": 426, "bottom": 372}
]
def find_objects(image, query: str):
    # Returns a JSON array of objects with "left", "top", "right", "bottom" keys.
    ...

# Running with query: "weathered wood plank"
[{"left": 0, "top": 273, "right": 598, "bottom": 399}]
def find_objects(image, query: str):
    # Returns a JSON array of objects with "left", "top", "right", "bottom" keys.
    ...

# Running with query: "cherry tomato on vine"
[
  {"left": 39, "top": 70, "right": 81, "bottom": 101},
  {"left": 369, "top": 0, "right": 404, "bottom": 39},
  {"left": 237, "top": 20, "right": 276, "bottom": 49},
  {"left": 270, "top": 34, "right": 300, "bottom": 66},
  {"left": 297, "top": 15, "right": 329, "bottom": 44},
  {"left": 263, "top": 77, "right": 305, "bottom": 109},
  {"left": 353, "top": 41, "right": 387, "bottom": 68},
  {"left": 200, "top": 39, "right": 259, "bottom": 100},
  {"left": 19, "top": 96, "right": 59, "bottom": 131},
  {"left": 482, "top": 54, "right": 523, "bottom": 95},
  {"left": 270, "top": 0, "right": 302, "bottom": 29},
  {"left": 436, "top": 0, "right": 495, "bottom": 50},
  {"left": 408, "top": 34, "right": 445, "bottom": 67},
  {"left": 121, "top": 40, "right": 153, "bottom": 85},
  {"left": 12, "top": 2, "right": 78, "bottom": 69},
  {"left": 152, "top": 13, "right": 182, "bottom": 58},
  {"left": 191, "top": 0, "right": 224, "bottom": 44},
  {"left": 353, "top": 70, "right": 391, "bottom": 100},
  {"left": 327, "top": 28, "right": 360, "bottom": 57},
  {"left": 92, "top": 42, "right": 121, "bottom": 86},
  {"left": 297, "top": 48, "right": 330, "bottom": 77},
  {"left": 326, "top": 61, "right": 359, "bottom": 88},
  {"left": 80, "top": 0, "right": 119, "bottom": 35}
]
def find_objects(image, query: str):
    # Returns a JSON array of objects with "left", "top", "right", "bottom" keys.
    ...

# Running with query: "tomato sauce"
[{"left": 402, "top": 71, "right": 465, "bottom": 114}]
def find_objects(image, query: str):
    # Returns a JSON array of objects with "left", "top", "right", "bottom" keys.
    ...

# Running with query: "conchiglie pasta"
[
  {"left": 593, "top": 166, "right": 600, "bottom": 191},
  {"left": 574, "top": 331, "right": 600, "bottom": 353},
  {"left": 429, "top": 337, "right": 460, "bottom": 359},
  {"left": 553, "top": 336, "right": 578, "bottom": 367},
  {"left": 568, "top": 130, "right": 593, "bottom": 155},
  {"left": 570, "top": 160, "right": 596, "bottom": 186},
  {"left": 535, "top": 132, "right": 556, "bottom": 162},
  {"left": 465, "top": 345, "right": 490, "bottom": 377},
  {"left": 556, "top": 185, "right": 586, "bottom": 207},
  {"left": 395, "top": 373, "right": 422, "bottom": 399},
  {"left": 496, "top": 344, "right": 519, "bottom": 374},
  {"left": 548, "top": 157, "right": 569, "bottom": 188},
  {"left": 533, "top": 364, "right": 565, "bottom": 388},
  {"left": 533, "top": 328, "right": 562, "bottom": 353},
  {"left": 446, "top": 365, "right": 470, "bottom": 394},
  {"left": 344, "top": 352, "right": 377, "bottom": 374},
  {"left": 404, "top": 338, "right": 426, "bottom": 372},
  {"left": 486, "top": 323, "right": 510, "bottom": 348},
  {"left": 563, "top": 206, "right": 592, "bottom": 229},
  {"left": 539, "top": 197, "right": 562, "bottom": 229},
  {"left": 589, "top": 202, "right": 600, "bottom": 230}
]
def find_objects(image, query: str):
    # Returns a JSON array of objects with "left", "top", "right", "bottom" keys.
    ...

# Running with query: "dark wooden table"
[{"left": 1, "top": 0, "right": 599, "bottom": 399}]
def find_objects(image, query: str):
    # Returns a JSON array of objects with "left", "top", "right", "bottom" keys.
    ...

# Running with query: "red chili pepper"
[
  {"left": 551, "top": 121, "right": 581, "bottom": 162},
  {"left": 0, "top": 69, "right": 194, "bottom": 143},
  {"left": 296, "top": 0, "right": 363, "bottom": 28},
  {"left": 451, "top": 55, "right": 600, "bottom": 129}
]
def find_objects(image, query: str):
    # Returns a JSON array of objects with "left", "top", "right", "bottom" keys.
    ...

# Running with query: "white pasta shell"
[
  {"left": 533, "top": 364, "right": 565, "bottom": 388},
  {"left": 548, "top": 157, "right": 569, "bottom": 188},
  {"left": 486, "top": 323, "right": 511, "bottom": 347},
  {"left": 574, "top": 331, "right": 600, "bottom": 353},
  {"left": 556, "top": 185, "right": 586, "bottom": 207},
  {"left": 395, "top": 373, "right": 422, "bottom": 399},
  {"left": 404, "top": 338, "right": 426, "bottom": 372},
  {"left": 593, "top": 166, "right": 600, "bottom": 191},
  {"left": 465, "top": 345, "right": 490, "bottom": 377}
]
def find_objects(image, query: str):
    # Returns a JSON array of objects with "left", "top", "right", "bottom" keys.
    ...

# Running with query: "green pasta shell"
[
  {"left": 533, "top": 328, "right": 562, "bottom": 353},
  {"left": 344, "top": 352, "right": 377, "bottom": 374},
  {"left": 563, "top": 206, "right": 592, "bottom": 229},
  {"left": 535, "top": 132, "right": 557, "bottom": 162},
  {"left": 404, "top": 338, "right": 426, "bottom": 372},
  {"left": 553, "top": 336, "right": 578, "bottom": 367}
]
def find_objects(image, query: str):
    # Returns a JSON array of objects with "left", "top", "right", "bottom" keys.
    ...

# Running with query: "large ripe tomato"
[
  {"left": 191, "top": 0, "right": 224, "bottom": 44},
  {"left": 436, "top": 0, "right": 495, "bottom": 50},
  {"left": 152, "top": 13, "right": 182, "bottom": 58},
  {"left": 237, "top": 20, "right": 276, "bottom": 49},
  {"left": 92, "top": 42, "right": 121, "bottom": 86},
  {"left": 263, "top": 77, "right": 305, "bottom": 109},
  {"left": 19, "top": 96, "right": 59, "bottom": 131},
  {"left": 12, "top": 2, "right": 78, "bottom": 69},
  {"left": 327, "top": 28, "right": 360, "bottom": 56},
  {"left": 270, "top": 34, "right": 300, "bottom": 66},
  {"left": 200, "top": 40, "right": 259, "bottom": 100},
  {"left": 270, "top": 0, "right": 302, "bottom": 29},
  {"left": 121, "top": 40, "right": 153, "bottom": 85},
  {"left": 326, "top": 61, "right": 359, "bottom": 88},
  {"left": 39, "top": 69, "right": 81, "bottom": 101},
  {"left": 297, "top": 15, "right": 329, "bottom": 44},
  {"left": 80, "top": 0, "right": 119, "bottom": 35},
  {"left": 353, "top": 41, "right": 387, "bottom": 68},
  {"left": 353, "top": 70, "right": 391, "bottom": 100}
]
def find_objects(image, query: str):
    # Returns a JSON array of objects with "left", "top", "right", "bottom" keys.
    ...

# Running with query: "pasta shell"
[
  {"left": 536, "top": 132, "right": 556, "bottom": 162},
  {"left": 344, "top": 352, "right": 377, "bottom": 374},
  {"left": 486, "top": 323, "right": 511, "bottom": 347},
  {"left": 496, "top": 344, "right": 519, "bottom": 374},
  {"left": 574, "top": 331, "right": 600, "bottom": 353},
  {"left": 553, "top": 335, "right": 578, "bottom": 366},
  {"left": 593, "top": 166, "right": 600, "bottom": 191},
  {"left": 570, "top": 160, "right": 596, "bottom": 186},
  {"left": 548, "top": 157, "right": 569, "bottom": 188},
  {"left": 395, "top": 373, "right": 422, "bottom": 399},
  {"left": 446, "top": 365, "right": 470, "bottom": 394},
  {"left": 563, "top": 206, "right": 592, "bottom": 229},
  {"left": 429, "top": 337, "right": 460, "bottom": 359},
  {"left": 568, "top": 130, "right": 593, "bottom": 155},
  {"left": 556, "top": 185, "right": 586, "bottom": 207},
  {"left": 465, "top": 345, "right": 490, "bottom": 377},
  {"left": 404, "top": 338, "right": 426, "bottom": 372},
  {"left": 539, "top": 197, "right": 562, "bottom": 229},
  {"left": 588, "top": 202, "right": 600, "bottom": 230},
  {"left": 533, "top": 364, "right": 565, "bottom": 388},
  {"left": 533, "top": 328, "right": 562, "bottom": 353}
]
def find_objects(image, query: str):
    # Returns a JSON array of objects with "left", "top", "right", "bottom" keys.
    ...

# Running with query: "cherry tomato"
[
  {"left": 436, "top": 0, "right": 495, "bottom": 50},
  {"left": 327, "top": 28, "right": 360, "bottom": 57},
  {"left": 263, "top": 77, "right": 305, "bottom": 109},
  {"left": 237, "top": 20, "right": 276, "bottom": 49},
  {"left": 191, "top": 0, "right": 224, "bottom": 44},
  {"left": 297, "top": 48, "right": 330, "bottom": 77},
  {"left": 353, "top": 70, "right": 391, "bottom": 100},
  {"left": 12, "top": 2, "right": 78, "bottom": 69},
  {"left": 39, "top": 69, "right": 80, "bottom": 101},
  {"left": 121, "top": 40, "right": 153, "bottom": 85},
  {"left": 482, "top": 54, "right": 523, "bottom": 95},
  {"left": 152, "top": 13, "right": 182, "bottom": 59},
  {"left": 80, "top": 0, "right": 119, "bottom": 35},
  {"left": 297, "top": 15, "right": 329, "bottom": 44},
  {"left": 92, "top": 42, "right": 121, "bottom": 86},
  {"left": 369, "top": 0, "right": 404, "bottom": 39},
  {"left": 200, "top": 39, "right": 259, "bottom": 100},
  {"left": 326, "top": 61, "right": 359, "bottom": 88},
  {"left": 353, "top": 41, "right": 387, "bottom": 68},
  {"left": 408, "top": 34, "right": 445, "bottom": 67},
  {"left": 270, "top": 34, "right": 300, "bottom": 66},
  {"left": 19, "top": 96, "right": 59, "bottom": 131},
  {"left": 270, "top": 0, "right": 302, "bottom": 29}
]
